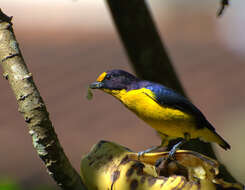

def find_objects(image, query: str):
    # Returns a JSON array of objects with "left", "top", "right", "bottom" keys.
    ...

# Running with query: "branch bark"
[
  {"left": 106, "top": 0, "right": 237, "bottom": 184},
  {"left": 0, "top": 9, "right": 86, "bottom": 190}
]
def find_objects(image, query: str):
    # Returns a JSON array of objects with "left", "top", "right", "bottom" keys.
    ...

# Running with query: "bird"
[{"left": 89, "top": 69, "right": 230, "bottom": 157}]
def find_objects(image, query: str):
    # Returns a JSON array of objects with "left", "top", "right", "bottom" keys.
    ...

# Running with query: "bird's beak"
[{"left": 89, "top": 82, "right": 104, "bottom": 89}]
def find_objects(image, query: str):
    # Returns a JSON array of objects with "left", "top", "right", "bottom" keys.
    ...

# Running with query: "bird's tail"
[
  {"left": 202, "top": 125, "right": 231, "bottom": 150},
  {"left": 214, "top": 131, "right": 231, "bottom": 150}
]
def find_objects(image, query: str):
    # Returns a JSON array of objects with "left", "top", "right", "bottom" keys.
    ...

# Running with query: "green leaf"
[{"left": 86, "top": 87, "right": 93, "bottom": 100}]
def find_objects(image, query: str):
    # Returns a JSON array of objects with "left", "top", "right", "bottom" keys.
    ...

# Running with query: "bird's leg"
[
  {"left": 137, "top": 137, "right": 167, "bottom": 159},
  {"left": 168, "top": 133, "right": 189, "bottom": 160},
  {"left": 155, "top": 140, "right": 185, "bottom": 167},
  {"left": 168, "top": 140, "right": 186, "bottom": 160},
  {"left": 137, "top": 145, "right": 161, "bottom": 159},
  {"left": 155, "top": 133, "right": 190, "bottom": 167}
]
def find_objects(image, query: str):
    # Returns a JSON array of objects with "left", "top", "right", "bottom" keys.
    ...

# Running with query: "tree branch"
[
  {"left": 105, "top": 0, "right": 237, "bottom": 183},
  {"left": 0, "top": 9, "right": 86, "bottom": 190},
  {"left": 106, "top": 0, "right": 185, "bottom": 96}
]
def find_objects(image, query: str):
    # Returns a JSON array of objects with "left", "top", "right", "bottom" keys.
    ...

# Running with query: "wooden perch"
[{"left": 0, "top": 9, "right": 86, "bottom": 190}]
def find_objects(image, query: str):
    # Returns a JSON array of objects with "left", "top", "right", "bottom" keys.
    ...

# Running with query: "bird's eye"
[{"left": 105, "top": 75, "right": 111, "bottom": 80}]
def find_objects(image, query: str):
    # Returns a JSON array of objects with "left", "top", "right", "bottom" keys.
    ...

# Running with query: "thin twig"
[
  {"left": 0, "top": 9, "right": 86, "bottom": 190},
  {"left": 217, "top": 0, "right": 229, "bottom": 17}
]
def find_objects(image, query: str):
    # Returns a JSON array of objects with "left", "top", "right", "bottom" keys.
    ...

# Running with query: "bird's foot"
[
  {"left": 137, "top": 151, "right": 145, "bottom": 160},
  {"left": 168, "top": 140, "right": 185, "bottom": 160},
  {"left": 168, "top": 148, "right": 177, "bottom": 160},
  {"left": 155, "top": 140, "right": 185, "bottom": 166},
  {"left": 137, "top": 145, "right": 160, "bottom": 160}
]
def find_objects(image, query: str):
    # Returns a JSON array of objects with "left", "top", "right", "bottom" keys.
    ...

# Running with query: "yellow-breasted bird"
[{"left": 90, "top": 69, "right": 230, "bottom": 156}]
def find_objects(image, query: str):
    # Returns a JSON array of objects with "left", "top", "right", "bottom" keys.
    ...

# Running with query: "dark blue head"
[{"left": 90, "top": 69, "right": 139, "bottom": 90}]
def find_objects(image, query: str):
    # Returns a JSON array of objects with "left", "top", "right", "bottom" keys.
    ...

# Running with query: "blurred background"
[{"left": 0, "top": 0, "right": 244, "bottom": 189}]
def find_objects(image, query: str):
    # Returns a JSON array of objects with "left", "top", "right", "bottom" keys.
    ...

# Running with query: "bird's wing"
[{"left": 144, "top": 84, "right": 215, "bottom": 131}]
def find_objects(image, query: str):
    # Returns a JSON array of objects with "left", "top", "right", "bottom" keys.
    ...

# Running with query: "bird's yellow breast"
[{"left": 104, "top": 88, "right": 196, "bottom": 138}]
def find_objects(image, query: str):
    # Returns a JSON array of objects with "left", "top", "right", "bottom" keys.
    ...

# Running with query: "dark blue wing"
[{"left": 145, "top": 83, "right": 215, "bottom": 131}]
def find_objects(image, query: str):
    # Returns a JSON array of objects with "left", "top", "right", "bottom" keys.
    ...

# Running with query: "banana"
[{"left": 81, "top": 141, "right": 243, "bottom": 190}]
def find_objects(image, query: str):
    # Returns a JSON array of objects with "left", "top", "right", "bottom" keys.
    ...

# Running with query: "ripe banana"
[{"left": 81, "top": 140, "right": 243, "bottom": 190}]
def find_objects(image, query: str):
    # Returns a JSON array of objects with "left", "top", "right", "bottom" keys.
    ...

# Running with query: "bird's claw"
[
  {"left": 168, "top": 149, "right": 176, "bottom": 160},
  {"left": 167, "top": 140, "right": 185, "bottom": 161},
  {"left": 137, "top": 150, "right": 146, "bottom": 160},
  {"left": 137, "top": 145, "right": 160, "bottom": 160}
]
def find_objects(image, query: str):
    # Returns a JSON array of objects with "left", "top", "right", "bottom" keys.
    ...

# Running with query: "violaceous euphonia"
[{"left": 89, "top": 69, "right": 230, "bottom": 156}]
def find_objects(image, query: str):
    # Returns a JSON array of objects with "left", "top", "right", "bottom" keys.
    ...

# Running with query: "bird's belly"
[{"left": 121, "top": 90, "right": 195, "bottom": 138}]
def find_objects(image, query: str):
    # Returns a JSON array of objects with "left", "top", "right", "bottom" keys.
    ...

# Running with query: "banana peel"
[{"left": 81, "top": 141, "right": 244, "bottom": 190}]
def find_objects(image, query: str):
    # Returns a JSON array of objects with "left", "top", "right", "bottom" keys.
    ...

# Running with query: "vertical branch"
[
  {"left": 106, "top": 0, "right": 185, "bottom": 96},
  {"left": 105, "top": 0, "right": 237, "bottom": 183},
  {"left": 0, "top": 9, "right": 86, "bottom": 190}
]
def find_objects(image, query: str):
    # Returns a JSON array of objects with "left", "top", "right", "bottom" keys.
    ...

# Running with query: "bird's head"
[{"left": 90, "top": 70, "right": 138, "bottom": 97}]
